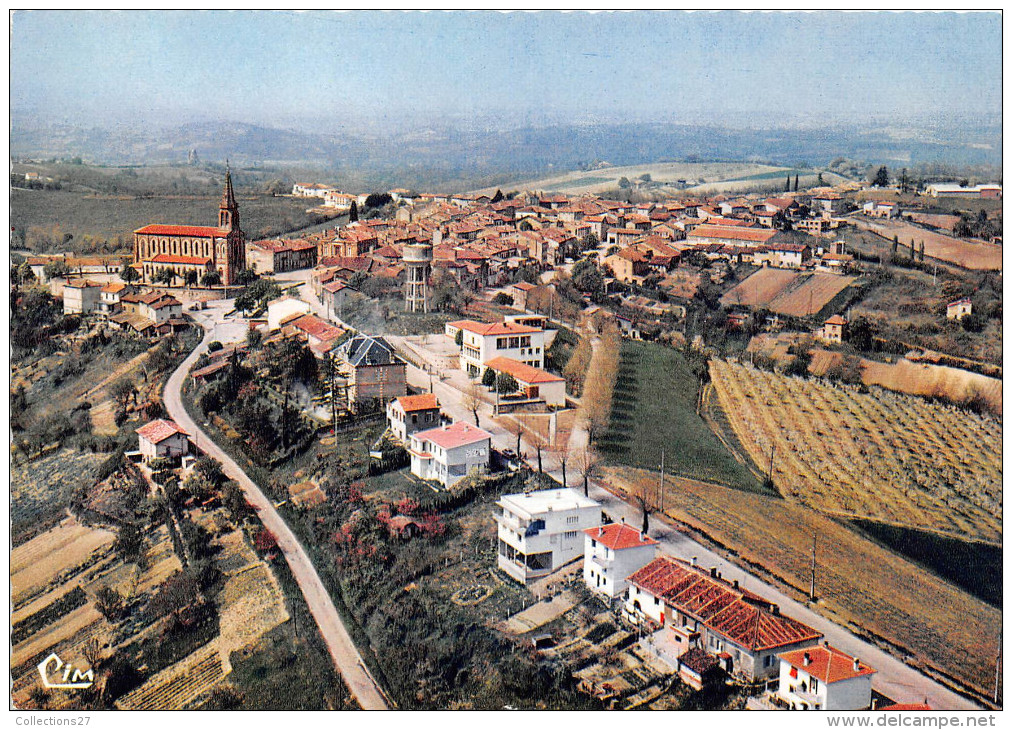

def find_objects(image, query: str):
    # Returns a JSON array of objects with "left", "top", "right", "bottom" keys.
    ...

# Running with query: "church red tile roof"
[
  {"left": 150, "top": 254, "right": 212, "bottom": 265},
  {"left": 135, "top": 224, "right": 227, "bottom": 237}
]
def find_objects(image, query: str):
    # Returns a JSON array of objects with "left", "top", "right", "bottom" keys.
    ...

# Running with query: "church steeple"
[{"left": 219, "top": 163, "right": 239, "bottom": 231}]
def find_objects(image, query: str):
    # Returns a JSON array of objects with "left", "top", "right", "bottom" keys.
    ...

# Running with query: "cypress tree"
[{"left": 785, "top": 175, "right": 791, "bottom": 192}]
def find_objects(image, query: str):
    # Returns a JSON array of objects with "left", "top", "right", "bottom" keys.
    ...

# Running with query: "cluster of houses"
[
  {"left": 490, "top": 484, "right": 882, "bottom": 710},
  {"left": 60, "top": 279, "right": 187, "bottom": 337}
]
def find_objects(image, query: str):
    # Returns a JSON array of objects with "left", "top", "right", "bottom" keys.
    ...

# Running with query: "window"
[
  {"left": 563, "top": 531, "right": 578, "bottom": 539},
  {"left": 810, "top": 678, "right": 819, "bottom": 693},
  {"left": 654, "top": 595, "right": 660, "bottom": 606},
  {"left": 566, "top": 515, "right": 579, "bottom": 524}
]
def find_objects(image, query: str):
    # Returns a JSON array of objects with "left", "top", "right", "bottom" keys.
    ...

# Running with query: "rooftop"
[
  {"left": 498, "top": 488, "right": 600, "bottom": 519},
  {"left": 484, "top": 356, "right": 564, "bottom": 384},
  {"left": 584, "top": 522, "right": 658, "bottom": 550},
  {"left": 394, "top": 393, "right": 440, "bottom": 413},
  {"left": 136, "top": 418, "right": 187, "bottom": 444},
  {"left": 135, "top": 224, "right": 227, "bottom": 238},
  {"left": 779, "top": 644, "right": 876, "bottom": 684},
  {"left": 413, "top": 420, "right": 492, "bottom": 450},
  {"left": 449, "top": 319, "right": 541, "bottom": 336}
]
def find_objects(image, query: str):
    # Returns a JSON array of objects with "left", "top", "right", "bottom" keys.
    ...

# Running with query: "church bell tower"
[{"left": 219, "top": 165, "right": 239, "bottom": 232}]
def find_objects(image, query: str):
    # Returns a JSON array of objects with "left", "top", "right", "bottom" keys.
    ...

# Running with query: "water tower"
[{"left": 403, "top": 240, "right": 433, "bottom": 313}]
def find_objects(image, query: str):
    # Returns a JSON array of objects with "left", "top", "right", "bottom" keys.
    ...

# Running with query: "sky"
[{"left": 10, "top": 10, "right": 1002, "bottom": 132}]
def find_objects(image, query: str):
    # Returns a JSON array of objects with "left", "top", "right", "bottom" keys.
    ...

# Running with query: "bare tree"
[
  {"left": 502, "top": 416, "right": 524, "bottom": 455},
  {"left": 518, "top": 412, "right": 547, "bottom": 473},
  {"left": 555, "top": 437, "right": 572, "bottom": 487},
  {"left": 573, "top": 446, "right": 600, "bottom": 497},
  {"left": 462, "top": 382, "right": 484, "bottom": 427}
]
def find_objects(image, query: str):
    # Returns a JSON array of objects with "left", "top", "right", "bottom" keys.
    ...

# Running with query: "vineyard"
[
  {"left": 708, "top": 359, "right": 1002, "bottom": 542},
  {"left": 721, "top": 269, "right": 857, "bottom": 317}
]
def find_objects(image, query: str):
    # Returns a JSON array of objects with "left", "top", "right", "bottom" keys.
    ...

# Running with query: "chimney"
[
  {"left": 710, "top": 567, "right": 718, "bottom": 578},
  {"left": 690, "top": 556, "right": 697, "bottom": 567},
  {"left": 732, "top": 579, "right": 739, "bottom": 590},
  {"left": 639, "top": 531, "right": 645, "bottom": 542},
  {"left": 598, "top": 526, "right": 603, "bottom": 537},
  {"left": 823, "top": 639, "right": 830, "bottom": 648},
  {"left": 620, "top": 516, "right": 625, "bottom": 524},
  {"left": 803, "top": 652, "right": 811, "bottom": 667},
  {"left": 871, "top": 699, "right": 878, "bottom": 711},
  {"left": 853, "top": 657, "right": 860, "bottom": 672}
]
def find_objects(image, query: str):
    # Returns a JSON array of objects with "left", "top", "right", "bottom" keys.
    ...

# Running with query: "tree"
[
  {"left": 892, "top": 235, "right": 899, "bottom": 254},
  {"left": 793, "top": 174, "right": 799, "bottom": 192},
  {"left": 462, "top": 383, "right": 483, "bottom": 427},
  {"left": 201, "top": 270, "right": 221, "bottom": 287},
  {"left": 502, "top": 417, "right": 524, "bottom": 455},
  {"left": 234, "top": 268, "right": 258, "bottom": 286},
  {"left": 556, "top": 439, "right": 571, "bottom": 488},
  {"left": 618, "top": 177, "right": 632, "bottom": 189},
  {"left": 120, "top": 261, "right": 140, "bottom": 283},
  {"left": 43, "top": 261, "right": 72, "bottom": 279},
  {"left": 784, "top": 175, "right": 791, "bottom": 192},
  {"left": 94, "top": 585, "right": 125, "bottom": 621},
  {"left": 872, "top": 166, "right": 889, "bottom": 187},
  {"left": 454, "top": 327, "right": 464, "bottom": 347},
  {"left": 817, "top": 172, "right": 825, "bottom": 186},
  {"left": 114, "top": 523, "right": 146, "bottom": 567},
  {"left": 481, "top": 367, "right": 496, "bottom": 388},
  {"left": 349, "top": 201, "right": 359, "bottom": 222},
  {"left": 573, "top": 447, "right": 599, "bottom": 497},
  {"left": 110, "top": 375, "right": 136, "bottom": 409},
  {"left": 638, "top": 173, "right": 652, "bottom": 183},
  {"left": 495, "top": 372, "right": 519, "bottom": 395},
  {"left": 183, "top": 269, "right": 199, "bottom": 287},
  {"left": 365, "top": 192, "right": 392, "bottom": 208}
]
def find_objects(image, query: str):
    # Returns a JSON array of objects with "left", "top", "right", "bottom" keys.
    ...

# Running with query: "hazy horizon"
[{"left": 10, "top": 10, "right": 1002, "bottom": 135}]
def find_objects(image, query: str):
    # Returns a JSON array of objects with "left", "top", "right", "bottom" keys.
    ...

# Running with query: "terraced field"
[{"left": 709, "top": 359, "right": 1001, "bottom": 542}]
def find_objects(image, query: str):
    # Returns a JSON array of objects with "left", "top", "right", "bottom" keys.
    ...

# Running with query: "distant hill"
[{"left": 10, "top": 119, "right": 1001, "bottom": 193}]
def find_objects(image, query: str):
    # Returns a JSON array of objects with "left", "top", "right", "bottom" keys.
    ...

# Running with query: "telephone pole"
[
  {"left": 809, "top": 534, "right": 817, "bottom": 601},
  {"left": 658, "top": 449, "right": 665, "bottom": 514}
]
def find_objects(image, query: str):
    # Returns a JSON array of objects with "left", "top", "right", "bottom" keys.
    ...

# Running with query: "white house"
[
  {"left": 387, "top": 393, "right": 442, "bottom": 443},
  {"left": 62, "top": 279, "right": 104, "bottom": 315},
  {"left": 946, "top": 298, "right": 973, "bottom": 321},
  {"left": 861, "top": 200, "right": 899, "bottom": 218},
  {"left": 496, "top": 488, "right": 602, "bottom": 584},
  {"left": 136, "top": 419, "right": 190, "bottom": 463},
  {"left": 292, "top": 182, "right": 335, "bottom": 198},
  {"left": 139, "top": 294, "right": 182, "bottom": 324},
  {"left": 776, "top": 644, "right": 876, "bottom": 711},
  {"left": 267, "top": 296, "right": 312, "bottom": 331},
  {"left": 99, "top": 283, "right": 135, "bottom": 315},
  {"left": 583, "top": 522, "right": 658, "bottom": 599},
  {"left": 445, "top": 319, "right": 546, "bottom": 378},
  {"left": 408, "top": 421, "right": 492, "bottom": 489}
]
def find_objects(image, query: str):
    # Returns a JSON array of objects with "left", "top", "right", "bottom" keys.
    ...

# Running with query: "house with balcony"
[
  {"left": 408, "top": 421, "right": 492, "bottom": 489},
  {"left": 774, "top": 643, "right": 876, "bottom": 710},
  {"left": 445, "top": 319, "right": 546, "bottom": 378},
  {"left": 496, "top": 488, "right": 602, "bottom": 584},
  {"left": 583, "top": 522, "right": 658, "bottom": 599}
]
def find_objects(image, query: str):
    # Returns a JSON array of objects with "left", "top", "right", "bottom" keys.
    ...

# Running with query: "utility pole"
[
  {"left": 995, "top": 640, "right": 1002, "bottom": 705},
  {"left": 768, "top": 443, "right": 776, "bottom": 484},
  {"left": 809, "top": 534, "right": 817, "bottom": 601},
  {"left": 658, "top": 449, "right": 665, "bottom": 514}
]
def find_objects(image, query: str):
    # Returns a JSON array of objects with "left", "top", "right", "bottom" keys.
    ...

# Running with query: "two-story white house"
[
  {"left": 62, "top": 279, "right": 104, "bottom": 315},
  {"left": 775, "top": 644, "right": 876, "bottom": 711},
  {"left": 583, "top": 522, "right": 658, "bottom": 599},
  {"left": 496, "top": 488, "right": 602, "bottom": 584},
  {"left": 408, "top": 421, "right": 492, "bottom": 489},
  {"left": 139, "top": 294, "right": 183, "bottom": 324},
  {"left": 387, "top": 393, "right": 442, "bottom": 443},
  {"left": 99, "top": 282, "right": 136, "bottom": 316},
  {"left": 445, "top": 319, "right": 546, "bottom": 379}
]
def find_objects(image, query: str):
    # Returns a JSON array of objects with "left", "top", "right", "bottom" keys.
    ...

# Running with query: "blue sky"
[{"left": 10, "top": 10, "right": 1002, "bottom": 131}]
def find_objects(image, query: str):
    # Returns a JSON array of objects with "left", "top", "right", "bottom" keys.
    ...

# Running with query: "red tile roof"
[
  {"left": 451, "top": 319, "right": 541, "bottom": 336},
  {"left": 628, "top": 557, "right": 821, "bottom": 652},
  {"left": 825, "top": 315, "right": 847, "bottom": 325},
  {"left": 484, "top": 356, "right": 564, "bottom": 385},
  {"left": 395, "top": 393, "right": 440, "bottom": 413},
  {"left": 150, "top": 253, "right": 212, "bottom": 266},
  {"left": 779, "top": 645, "right": 876, "bottom": 684},
  {"left": 878, "top": 704, "right": 932, "bottom": 712},
  {"left": 584, "top": 522, "right": 658, "bottom": 550},
  {"left": 135, "top": 224, "right": 226, "bottom": 237},
  {"left": 287, "top": 314, "right": 345, "bottom": 344},
  {"left": 64, "top": 278, "right": 103, "bottom": 288},
  {"left": 413, "top": 421, "right": 492, "bottom": 450},
  {"left": 136, "top": 418, "right": 187, "bottom": 444},
  {"left": 688, "top": 225, "right": 778, "bottom": 244}
]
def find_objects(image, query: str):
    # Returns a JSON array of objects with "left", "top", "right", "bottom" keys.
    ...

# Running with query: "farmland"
[
  {"left": 603, "top": 465, "right": 1001, "bottom": 704},
  {"left": 721, "top": 269, "right": 857, "bottom": 318},
  {"left": 852, "top": 216, "right": 1002, "bottom": 271},
  {"left": 599, "top": 340, "right": 762, "bottom": 492},
  {"left": 708, "top": 359, "right": 1001, "bottom": 542}
]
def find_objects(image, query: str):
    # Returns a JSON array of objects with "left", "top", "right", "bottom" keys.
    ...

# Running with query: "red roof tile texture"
[
  {"left": 584, "top": 522, "right": 658, "bottom": 550},
  {"left": 135, "top": 224, "right": 227, "bottom": 237},
  {"left": 485, "top": 356, "right": 564, "bottom": 384},
  {"left": 136, "top": 418, "right": 187, "bottom": 444},
  {"left": 395, "top": 393, "right": 440, "bottom": 413},
  {"left": 779, "top": 645, "right": 876, "bottom": 684},
  {"left": 628, "top": 557, "right": 821, "bottom": 652}
]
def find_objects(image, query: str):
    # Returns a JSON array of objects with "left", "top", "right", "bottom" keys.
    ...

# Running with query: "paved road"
[
  {"left": 390, "top": 334, "right": 983, "bottom": 711},
  {"left": 164, "top": 310, "right": 390, "bottom": 711}
]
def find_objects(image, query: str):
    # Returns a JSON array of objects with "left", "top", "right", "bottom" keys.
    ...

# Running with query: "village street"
[{"left": 164, "top": 302, "right": 390, "bottom": 711}]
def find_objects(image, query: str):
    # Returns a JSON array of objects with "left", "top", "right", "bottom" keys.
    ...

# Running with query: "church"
[{"left": 133, "top": 168, "right": 246, "bottom": 285}]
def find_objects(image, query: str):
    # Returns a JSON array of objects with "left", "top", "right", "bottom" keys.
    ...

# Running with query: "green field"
[
  {"left": 599, "top": 340, "right": 762, "bottom": 492},
  {"left": 11, "top": 189, "right": 329, "bottom": 253}
]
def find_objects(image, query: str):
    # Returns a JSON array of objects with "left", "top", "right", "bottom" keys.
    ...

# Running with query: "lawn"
[{"left": 598, "top": 340, "right": 762, "bottom": 493}]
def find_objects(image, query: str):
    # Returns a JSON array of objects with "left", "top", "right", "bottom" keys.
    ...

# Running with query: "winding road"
[{"left": 164, "top": 309, "right": 389, "bottom": 710}]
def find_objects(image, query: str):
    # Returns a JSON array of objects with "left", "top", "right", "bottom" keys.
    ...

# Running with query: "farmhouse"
[
  {"left": 496, "top": 488, "right": 602, "bottom": 584},
  {"left": 136, "top": 419, "right": 190, "bottom": 463},
  {"left": 484, "top": 356, "right": 567, "bottom": 407},
  {"left": 946, "top": 298, "right": 973, "bottom": 321},
  {"left": 99, "top": 282, "right": 136, "bottom": 315},
  {"left": 387, "top": 393, "right": 442, "bottom": 442},
  {"left": 774, "top": 644, "right": 875, "bottom": 711},
  {"left": 138, "top": 292, "right": 183, "bottom": 324},
  {"left": 583, "top": 522, "right": 658, "bottom": 600},
  {"left": 408, "top": 421, "right": 492, "bottom": 489},
  {"left": 626, "top": 556, "right": 821, "bottom": 681},
  {"left": 282, "top": 313, "right": 346, "bottom": 357},
  {"left": 861, "top": 200, "right": 900, "bottom": 218},
  {"left": 819, "top": 314, "right": 848, "bottom": 344}
]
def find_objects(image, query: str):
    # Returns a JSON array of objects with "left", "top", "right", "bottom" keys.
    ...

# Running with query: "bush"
[{"left": 494, "top": 292, "right": 514, "bottom": 306}]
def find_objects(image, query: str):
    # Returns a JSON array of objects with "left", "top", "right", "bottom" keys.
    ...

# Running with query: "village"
[{"left": 9, "top": 160, "right": 1003, "bottom": 712}]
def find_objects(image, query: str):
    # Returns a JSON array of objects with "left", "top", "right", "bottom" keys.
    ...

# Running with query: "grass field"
[
  {"left": 11, "top": 189, "right": 327, "bottom": 253},
  {"left": 721, "top": 269, "right": 857, "bottom": 318},
  {"left": 708, "top": 359, "right": 1002, "bottom": 542},
  {"left": 604, "top": 465, "right": 1001, "bottom": 703},
  {"left": 598, "top": 340, "right": 762, "bottom": 492}
]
